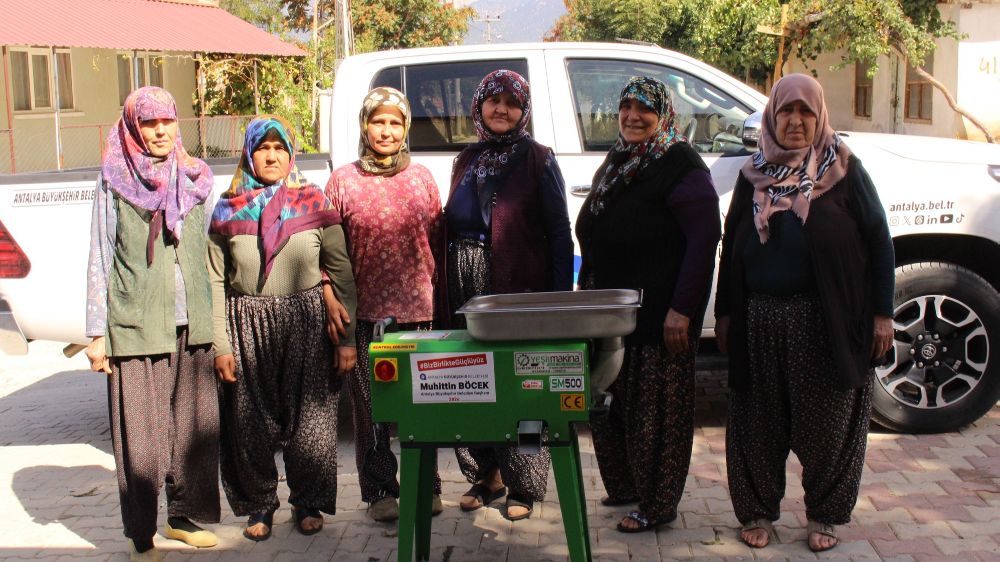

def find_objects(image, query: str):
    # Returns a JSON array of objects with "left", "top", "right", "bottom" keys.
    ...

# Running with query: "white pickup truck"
[{"left": 3, "top": 42, "right": 999, "bottom": 433}]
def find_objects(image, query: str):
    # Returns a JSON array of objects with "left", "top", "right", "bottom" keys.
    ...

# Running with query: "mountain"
[{"left": 458, "top": 0, "right": 567, "bottom": 45}]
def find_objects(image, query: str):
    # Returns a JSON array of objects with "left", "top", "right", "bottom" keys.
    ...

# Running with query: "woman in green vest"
[
  {"left": 208, "top": 116, "right": 357, "bottom": 541},
  {"left": 85, "top": 86, "right": 220, "bottom": 561}
]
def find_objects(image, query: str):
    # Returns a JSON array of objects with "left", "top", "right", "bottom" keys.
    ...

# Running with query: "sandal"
[
  {"left": 242, "top": 511, "right": 274, "bottom": 542},
  {"left": 292, "top": 506, "right": 323, "bottom": 536},
  {"left": 460, "top": 483, "right": 506, "bottom": 512},
  {"left": 616, "top": 510, "right": 671, "bottom": 533},
  {"left": 740, "top": 518, "right": 776, "bottom": 548},
  {"left": 600, "top": 495, "right": 639, "bottom": 507},
  {"left": 807, "top": 520, "right": 838, "bottom": 552},
  {"left": 505, "top": 495, "right": 534, "bottom": 521}
]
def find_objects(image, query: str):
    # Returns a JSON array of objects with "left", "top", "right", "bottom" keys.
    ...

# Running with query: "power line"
[{"left": 474, "top": 10, "right": 502, "bottom": 43}]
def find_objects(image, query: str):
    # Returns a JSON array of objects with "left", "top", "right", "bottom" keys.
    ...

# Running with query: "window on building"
[
  {"left": 8, "top": 48, "right": 74, "bottom": 111},
  {"left": 854, "top": 62, "right": 873, "bottom": 118},
  {"left": 117, "top": 52, "right": 167, "bottom": 104},
  {"left": 372, "top": 59, "right": 531, "bottom": 151},
  {"left": 905, "top": 56, "right": 933, "bottom": 122}
]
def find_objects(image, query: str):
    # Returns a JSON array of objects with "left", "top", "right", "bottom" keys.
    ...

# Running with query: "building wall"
[
  {"left": 786, "top": 2, "right": 1000, "bottom": 141},
  {"left": 1, "top": 47, "right": 197, "bottom": 173}
]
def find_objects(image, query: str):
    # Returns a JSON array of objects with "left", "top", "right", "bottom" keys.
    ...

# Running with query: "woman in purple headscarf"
[
  {"left": 441, "top": 69, "right": 573, "bottom": 522},
  {"left": 85, "top": 86, "right": 220, "bottom": 559},
  {"left": 208, "top": 116, "right": 356, "bottom": 541},
  {"left": 715, "top": 74, "right": 894, "bottom": 552}
]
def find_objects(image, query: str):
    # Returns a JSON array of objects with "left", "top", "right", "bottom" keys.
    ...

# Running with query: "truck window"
[
  {"left": 566, "top": 59, "right": 751, "bottom": 155},
  {"left": 372, "top": 60, "right": 530, "bottom": 151}
]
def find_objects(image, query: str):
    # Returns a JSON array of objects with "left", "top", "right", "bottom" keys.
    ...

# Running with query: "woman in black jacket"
[
  {"left": 715, "top": 74, "right": 894, "bottom": 552},
  {"left": 576, "top": 76, "right": 721, "bottom": 533}
]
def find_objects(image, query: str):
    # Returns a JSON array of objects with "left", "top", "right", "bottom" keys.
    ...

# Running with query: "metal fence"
[{"left": 1, "top": 115, "right": 257, "bottom": 174}]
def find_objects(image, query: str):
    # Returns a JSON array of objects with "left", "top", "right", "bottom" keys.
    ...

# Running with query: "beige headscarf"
[
  {"left": 742, "top": 73, "right": 852, "bottom": 243},
  {"left": 357, "top": 87, "right": 411, "bottom": 177}
]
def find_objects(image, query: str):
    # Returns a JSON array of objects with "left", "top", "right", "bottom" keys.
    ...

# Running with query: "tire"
[{"left": 872, "top": 262, "right": 1000, "bottom": 433}]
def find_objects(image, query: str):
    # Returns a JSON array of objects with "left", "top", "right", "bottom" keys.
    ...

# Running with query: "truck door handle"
[{"left": 570, "top": 184, "right": 591, "bottom": 197}]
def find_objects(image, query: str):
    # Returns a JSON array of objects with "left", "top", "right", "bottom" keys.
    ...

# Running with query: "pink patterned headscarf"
[
  {"left": 742, "top": 74, "right": 852, "bottom": 243},
  {"left": 101, "top": 86, "right": 213, "bottom": 264}
]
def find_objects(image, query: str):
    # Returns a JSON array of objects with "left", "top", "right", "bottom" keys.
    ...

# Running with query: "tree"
[
  {"left": 207, "top": 0, "right": 475, "bottom": 150},
  {"left": 545, "top": 0, "right": 778, "bottom": 86},
  {"left": 790, "top": 0, "right": 992, "bottom": 142},
  {"left": 549, "top": 0, "right": 992, "bottom": 142}
]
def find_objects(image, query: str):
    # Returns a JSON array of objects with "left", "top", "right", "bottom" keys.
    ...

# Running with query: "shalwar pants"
[
  {"left": 726, "top": 293, "right": 872, "bottom": 525},
  {"left": 219, "top": 286, "right": 340, "bottom": 517},
  {"left": 108, "top": 327, "right": 221, "bottom": 540}
]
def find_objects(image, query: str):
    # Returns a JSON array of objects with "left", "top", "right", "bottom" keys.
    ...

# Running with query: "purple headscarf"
[{"left": 101, "top": 86, "right": 213, "bottom": 264}]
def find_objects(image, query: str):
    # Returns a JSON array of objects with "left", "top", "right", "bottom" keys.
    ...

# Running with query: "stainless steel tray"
[{"left": 456, "top": 289, "right": 641, "bottom": 341}]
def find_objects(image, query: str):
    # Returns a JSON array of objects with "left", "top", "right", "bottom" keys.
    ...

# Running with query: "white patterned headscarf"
[
  {"left": 358, "top": 87, "right": 411, "bottom": 177},
  {"left": 742, "top": 74, "right": 852, "bottom": 243}
]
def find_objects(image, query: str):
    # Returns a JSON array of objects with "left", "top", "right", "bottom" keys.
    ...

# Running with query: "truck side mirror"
[{"left": 742, "top": 111, "right": 763, "bottom": 151}]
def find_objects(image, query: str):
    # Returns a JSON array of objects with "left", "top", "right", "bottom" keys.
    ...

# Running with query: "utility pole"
[{"left": 475, "top": 11, "right": 501, "bottom": 43}]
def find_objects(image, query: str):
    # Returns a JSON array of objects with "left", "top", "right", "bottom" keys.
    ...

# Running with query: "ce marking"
[{"left": 560, "top": 393, "right": 585, "bottom": 411}]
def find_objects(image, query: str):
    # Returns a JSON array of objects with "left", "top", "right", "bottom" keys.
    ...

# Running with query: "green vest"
[{"left": 105, "top": 196, "right": 212, "bottom": 357}]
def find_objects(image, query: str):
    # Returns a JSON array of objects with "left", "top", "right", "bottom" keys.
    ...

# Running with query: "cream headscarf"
[
  {"left": 357, "top": 87, "right": 411, "bottom": 177},
  {"left": 742, "top": 74, "right": 852, "bottom": 243}
]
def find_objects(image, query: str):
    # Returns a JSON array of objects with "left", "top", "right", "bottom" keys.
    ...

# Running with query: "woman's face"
[
  {"left": 138, "top": 118, "right": 178, "bottom": 158},
  {"left": 481, "top": 92, "right": 523, "bottom": 135},
  {"left": 366, "top": 105, "right": 406, "bottom": 156},
  {"left": 252, "top": 130, "right": 291, "bottom": 185},
  {"left": 774, "top": 100, "right": 817, "bottom": 150},
  {"left": 618, "top": 99, "right": 659, "bottom": 144}
]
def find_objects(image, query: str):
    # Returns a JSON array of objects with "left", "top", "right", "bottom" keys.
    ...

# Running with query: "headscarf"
[
  {"left": 101, "top": 86, "right": 213, "bottom": 265},
  {"left": 210, "top": 116, "right": 342, "bottom": 280},
  {"left": 742, "top": 73, "right": 852, "bottom": 243},
  {"left": 589, "top": 76, "right": 686, "bottom": 215},
  {"left": 468, "top": 69, "right": 532, "bottom": 187},
  {"left": 357, "top": 87, "right": 412, "bottom": 177}
]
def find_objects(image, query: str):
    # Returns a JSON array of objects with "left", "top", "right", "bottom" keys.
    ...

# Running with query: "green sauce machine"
[{"left": 368, "top": 289, "right": 641, "bottom": 562}]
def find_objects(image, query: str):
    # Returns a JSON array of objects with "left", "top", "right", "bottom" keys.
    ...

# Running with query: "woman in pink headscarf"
[
  {"left": 715, "top": 74, "right": 894, "bottom": 552},
  {"left": 85, "top": 86, "right": 220, "bottom": 560}
]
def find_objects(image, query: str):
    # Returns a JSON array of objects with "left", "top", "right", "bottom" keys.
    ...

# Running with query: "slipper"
[
  {"left": 807, "top": 520, "right": 838, "bottom": 552},
  {"left": 460, "top": 483, "right": 506, "bottom": 512},
  {"left": 242, "top": 511, "right": 274, "bottom": 542},
  {"left": 164, "top": 517, "right": 218, "bottom": 548},
  {"left": 740, "top": 518, "right": 776, "bottom": 548},
  {"left": 292, "top": 506, "right": 323, "bottom": 536},
  {"left": 600, "top": 495, "right": 639, "bottom": 507},
  {"left": 616, "top": 510, "right": 671, "bottom": 533},
  {"left": 505, "top": 495, "right": 534, "bottom": 521},
  {"left": 432, "top": 494, "right": 444, "bottom": 516}
]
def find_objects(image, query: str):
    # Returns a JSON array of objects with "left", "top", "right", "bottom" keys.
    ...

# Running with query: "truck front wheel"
[{"left": 872, "top": 262, "right": 1000, "bottom": 433}]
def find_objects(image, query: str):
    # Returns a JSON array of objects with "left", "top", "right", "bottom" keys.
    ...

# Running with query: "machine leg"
[
  {"left": 414, "top": 448, "right": 436, "bottom": 559},
  {"left": 399, "top": 447, "right": 436, "bottom": 562},
  {"left": 551, "top": 436, "right": 592, "bottom": 562}
]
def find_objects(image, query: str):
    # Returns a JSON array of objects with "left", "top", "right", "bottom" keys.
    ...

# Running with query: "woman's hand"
[
  {"left": 334, "top": 345, "right": 357, "bottom": 377},
  {"left": 872, "top": 315, "right": 894, "bottom": 360},
  {"left": 715, "top": 316, "right": 730, "bottom": 353},
  {"left": 663, "top": 308, "right": 691, "bottom": 354},
  {"left": 84, "top": 336, "right": 112, "bottom": 375},
  {"left": 322, "top": 283, "right": 351, "bottom": 345},
  {"left": 215, "top": 354, "right": 237, "bottom": 383}
]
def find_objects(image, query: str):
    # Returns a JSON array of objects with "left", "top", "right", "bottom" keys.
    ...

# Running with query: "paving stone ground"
[{"left": 1, "top": 341, "right": 998, "bottom": 561}]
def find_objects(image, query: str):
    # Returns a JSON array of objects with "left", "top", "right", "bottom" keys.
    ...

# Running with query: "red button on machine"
[{"left": 374, "top": 358, "right": 398, "bottom": 382}]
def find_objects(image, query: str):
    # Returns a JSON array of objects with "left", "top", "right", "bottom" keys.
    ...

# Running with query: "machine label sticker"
[
  {"left": 410, "top": 352, "right": 496, "bottom": 403},
  {"left": 370, "top": 343, "right": 417, "bottom": 351},
  {"left": 549, "top": 376, "right": 585, "bottom": 392},
  {"left": 513, "top": 351, "right": 585, "bottom": 375},
  {"left": 398, "top": 331, "right": 452, "bottom": 340},
  {"left": 522, "top": 379, "right": 543, "bottom": 390},
  {"left": 560, "top": 393, "right": 585, "bottom": 411}
]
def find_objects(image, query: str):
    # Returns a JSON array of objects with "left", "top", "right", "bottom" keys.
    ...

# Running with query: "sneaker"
[
  {"left": 164, "top": 517, "right": 218, "bottom": 548},
  {"left": 369, "top": 497, "right": 399, "bottom": 522}
]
